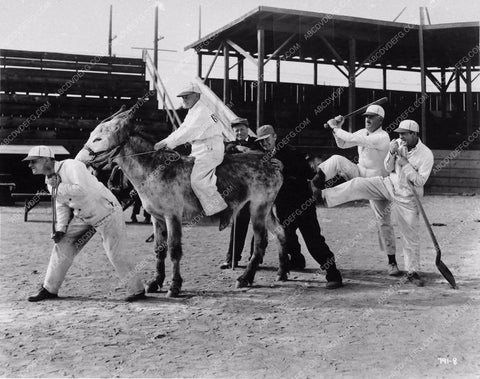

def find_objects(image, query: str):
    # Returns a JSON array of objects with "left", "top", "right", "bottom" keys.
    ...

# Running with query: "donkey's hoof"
[
  {"left": 146, "top": 281, "right": 162, "bottom": 293},
  {"left": 166, "top": 288, "right": 180, "bottom": 297},
  {"left": 235, "top": 278, "right": 251, "bottom": 288},
  {"left": 276, "top": 272, "right": 288, "bottom": 282}
]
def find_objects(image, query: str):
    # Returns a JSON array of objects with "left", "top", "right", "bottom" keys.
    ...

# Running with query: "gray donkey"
[{"left": 76, "top": 108, "right": 289, "bottom": 297}]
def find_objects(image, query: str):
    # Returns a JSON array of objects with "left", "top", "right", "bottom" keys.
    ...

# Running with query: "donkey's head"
[{"left": 76, "top": 107, "right": 135, "bottom": 168}]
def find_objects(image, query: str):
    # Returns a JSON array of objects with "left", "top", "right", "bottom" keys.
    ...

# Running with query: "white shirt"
[
  {"left": 333, "top": 127, "right": 390, "bottom": 177},
  {"left": 48, "top": 159, "right": 119, "bottom": 231},
  {"left": 384, "top": 138, "right": 434, "bottom": 198},
  {"left": 162, "top": 97, "right": 224, "bottom": 155}
]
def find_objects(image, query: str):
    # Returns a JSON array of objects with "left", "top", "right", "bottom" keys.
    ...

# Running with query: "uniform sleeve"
[
  {"left": 402, "top": 150, "right": 434, "bottom": 187},
  {"left": 55, "top": 202, "right": 72, "bottom": 232},
  {"left": 384, "top": 152, "right": 396, "bottom": 172},
  {"left": 162, "top": 114, "right": 214, "bottom": 148},
  {"left": 333, "top": 128, "right": 389, "bottom": 150},
  {"left": 55, "top": 161, "right": 90, "bottom": 202}
]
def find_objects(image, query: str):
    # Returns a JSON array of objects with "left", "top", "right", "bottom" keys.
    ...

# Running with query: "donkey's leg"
[
  {"left": 146, "top": 216, "right": 168, "bottom": 293},
  {"left": 236, "top": 204, "right": 268, "bottom": 288},
  {"left": 266, "top": 208, "right": 289, "bottom": 281},
  {"left": 166, "top": 215, "right": 183, "bottom": 297}
]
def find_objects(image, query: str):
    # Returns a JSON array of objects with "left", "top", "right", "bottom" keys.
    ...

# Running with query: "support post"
[
  {"left": 257, "top": 27, "right": 265, "bottom": 129},
  {"left": 223, "top": 43, "right": 230, "bottom": 104},
  {"left": 276, "top": 57, "right": 281, "bottom": 84},
  {"left": 108, "top": 5, "right": 113, "bottom": 57},
  {"left": 314, "top": 60, "right": 318, "bottom": 86},
  {"left": 197, "top": 53, "right": 202, "bottom": 78},
  {"left": 418, "top": 7, "right": 427, "bottom": 142},
  {"left": 382, "top": 66, "right": 387, "bottom": 91},
  {"left": 348, "top": 38, "right": 356, "bottom": 132},
  {"left": 440, "top": 67, "right": 447, "bottom": 117},
  {"left": 154, "top": 5, "right": 159, "bottom": 70},
  {"left": 466, "top": 59, "right": 473, "bottom": 135},
  {"left": 238, "top": 57, "right": 244, "bottom": 83}
]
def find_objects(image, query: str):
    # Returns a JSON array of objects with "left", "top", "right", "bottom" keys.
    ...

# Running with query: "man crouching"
[{"left": 24, "top": 145, "right": 146, "bottom": 302}]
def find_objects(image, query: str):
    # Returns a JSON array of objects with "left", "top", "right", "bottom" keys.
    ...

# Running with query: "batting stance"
[
  {"left": 24, "top": 146, "right": 146, "bottom": 302},
  {"left": 154, "top": 83, "right": 231, "bottom": 230},
  {"left": 313, "top": 105, "right": 398, "bottom": 276},
  {"left": 321, "top": 120, "right": 434, "bottom": 286}
]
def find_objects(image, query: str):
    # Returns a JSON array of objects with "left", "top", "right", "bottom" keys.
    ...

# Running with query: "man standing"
[
  {"left": 220, "top": 117, "right": 261, "bottom": 269},
  {"left": 24, "top": 146, "right": 146, "bottom": 302},
  {"left": 322, "top": 120, "right": 434, "bottom": 286},
  {"left": 154, "top": 83, "right": 230, "bottom": 230},
  {"left": 313, "top": 105, "right": 399, "bottom": 276},
  {"left": 256, "top": 125, "right": 343, "bottom": 289}
]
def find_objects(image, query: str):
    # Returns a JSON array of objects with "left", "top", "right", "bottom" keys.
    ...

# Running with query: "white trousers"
[
  {"left": 323, "top": 176, "right": 421, "bottom": 272},
  {"left": 190, "top": 145, "right": 227, "bottom": 216},
  {"left": 43, "top": 205, "right": 144, "bottom": 296},
  {"left": 319, "top": 155, "right": 396, "bottom": 256}
]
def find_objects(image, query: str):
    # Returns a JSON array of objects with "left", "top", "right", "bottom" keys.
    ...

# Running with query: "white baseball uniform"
[
  {"left": 319, "top": 127, "right": 395, "bottom": 256},
  {"left": 43, "top": 159, "right": 144, "bottom": 296},
  {"left": 160, "top": 97, "right": 227, "bottom": 216},
  {"left": 323, "top": 139, "right": 434, "bottom": 272}
]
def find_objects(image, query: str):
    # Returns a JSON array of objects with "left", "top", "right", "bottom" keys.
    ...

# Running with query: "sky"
[{"left": 1, "top": 0, "right": 479, "bottom": 107}]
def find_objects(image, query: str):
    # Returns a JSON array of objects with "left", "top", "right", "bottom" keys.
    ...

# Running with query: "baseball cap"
[
  {"left": 22, "top": 145, "right": 55, "bottom": 161},
  {"left": 177, "top": 83, "right": 201, "bottom": 97},
  {"left": 231, "top": 117, "right": 249, "bottom": 128},
  {"left": 255, "top": 125, "right": 275, "bottom": 141},
  {"left": 363, "top": 105, "right": 385, "bottom": 118},
  {"left": 394, "top": 120, "right": 420, "bottom": 133}
]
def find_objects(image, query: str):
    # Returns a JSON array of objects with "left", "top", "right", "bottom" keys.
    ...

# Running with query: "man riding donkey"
[{"left": 154, "top": 83, "right": 231, "bottom": 229}]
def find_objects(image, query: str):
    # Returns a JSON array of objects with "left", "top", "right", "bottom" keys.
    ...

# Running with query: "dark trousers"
[
  {"left": 276, "top": 203, "right": 337, "bottom": 276},
  {"left": 225, "top": 203, "right": 253, "bottom": 262}
]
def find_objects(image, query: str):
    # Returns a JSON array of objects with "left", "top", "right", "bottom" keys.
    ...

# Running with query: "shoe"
[
  {"left": 388, "top": 263, "right": 401, "bottom": 276},
  {"left": 311, "top": 169, "right": 326, "bottom": 190},
  {"left": 289, "top": 254, "right": 306, "bottom": 270},
  {"left": 28, "top": 286, "right": 58, "bottom": 302},
  {"left": 217, "top": 207, "right": 233, "bottom": 231},
  {"left": 125, "top": 290, "right": 147, "bottom": 302},
  {"left": 220, "top": 261, "right": 238, "bottom": 269},
  {"left": 325, "top": 280, "right": 343, "bottom": 289},
  {"left": 407, "top": 272, "right": 425, "bottom": 287}
]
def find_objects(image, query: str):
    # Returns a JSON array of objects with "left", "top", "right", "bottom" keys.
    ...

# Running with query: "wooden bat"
[{"left": 323, "top": 97, "right": 388, "bottom": 128}]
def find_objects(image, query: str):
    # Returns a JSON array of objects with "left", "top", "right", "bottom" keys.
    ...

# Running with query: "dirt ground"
[{"left": 0, "top": 195, "right": 479, "bottom": 378}]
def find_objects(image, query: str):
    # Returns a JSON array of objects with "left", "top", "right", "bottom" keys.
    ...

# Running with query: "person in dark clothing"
[
  {"left": 255, "top": 124, "right": 343, "bottom": 289},
  {"left": 220, "top": 117, "right": 263, "bottom": 269}
]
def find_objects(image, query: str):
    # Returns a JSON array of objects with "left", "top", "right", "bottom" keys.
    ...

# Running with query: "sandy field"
[{"left": 0, "top": 195, "right": 479, "bottom": 378}]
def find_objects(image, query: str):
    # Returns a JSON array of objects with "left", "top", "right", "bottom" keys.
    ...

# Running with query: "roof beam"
[
  {"left": 320, "top": 35, "right": 349, "bottom": 71},
  {"left": 263, "top": 33, "right": 296, "bottom": 65},
  {"left": 203, "top": 43, "right": 223, "bottom": 82},
  {"left": 225, "top": 39, "right": 258, "bottom": 67},
  {"left": 425, "top": 69, "right": 443, "bottom": 91}
]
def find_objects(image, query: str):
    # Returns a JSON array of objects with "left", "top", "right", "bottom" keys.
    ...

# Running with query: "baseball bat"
[{"left": 323, "top": 97, "right": 388, "bottom": 128}]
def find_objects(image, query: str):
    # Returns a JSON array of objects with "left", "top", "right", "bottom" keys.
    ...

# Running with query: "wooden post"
[
  {"left": 382, "top": 66, "right": 387, "bottom": 91},
  {"left": 197, "top": 53, "right": 202, "bottom": 78},
  {"left": 238, "top": 57, "right": 244, "bottom": 83},
  {"left": 154, "top": 6, "right": 159, "bottom": 71},
  {"left": 348, "top": 38, "right": 356, "bottom": 132},
  {"left": 108, "top": 5, "right": 113, "bottom": 57},
  {"left": 314, "top": 60, "right": 318, "bottom": 86},
  {"left": 257, "top": 27, "right": 265, "bottom": 129},
  {"left": 440, "top": 67, "right": 447, "bottom": 117},
  {"left": 223, "top": 43, "right": 230, "bottom": 104},
  {"left": 466, "top": 59, "right": 473, "bottom": 136},
  {"left": 419, "top": 7, "right": 427, "bottom": 142},
  {"left": 276, "top": 57, "right": 281, "bottom": 84}
]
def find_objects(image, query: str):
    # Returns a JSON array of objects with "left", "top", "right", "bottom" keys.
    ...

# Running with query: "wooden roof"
[{"left": 186, "top": 6, "right": 480, "bottom": 69}]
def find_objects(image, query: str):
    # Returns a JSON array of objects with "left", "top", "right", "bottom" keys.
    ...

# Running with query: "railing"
[{"left": 142, "top": 50, "right": 181, "bottom": 130}]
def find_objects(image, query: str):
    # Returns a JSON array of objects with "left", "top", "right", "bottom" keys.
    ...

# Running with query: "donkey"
[{"left": 76, "top": 108, "right": 289, "bottom": 297}]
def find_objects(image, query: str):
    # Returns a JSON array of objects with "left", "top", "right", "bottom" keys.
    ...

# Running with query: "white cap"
[
  {"left": 22, "top": 145, "right": 55, "bottom": 161},
  {"left": 362, "top": 105, "right": 385, "bottom": 118},
  {"left": 177, "top": 83, "right": 201, "bottom": 97},
  {"left": 394, "top": 120, "right": 420, "bottom": 133}
]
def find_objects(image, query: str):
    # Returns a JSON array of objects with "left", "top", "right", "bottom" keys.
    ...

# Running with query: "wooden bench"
[{"left": 11, "top": 192, "right": 51, "bottom": 221}]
